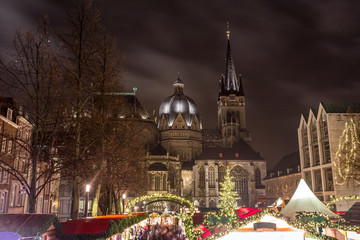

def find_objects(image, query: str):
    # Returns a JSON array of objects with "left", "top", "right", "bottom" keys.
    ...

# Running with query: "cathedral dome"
[{"left": 159, "top": 77, "right": 200, "bottom": 127}]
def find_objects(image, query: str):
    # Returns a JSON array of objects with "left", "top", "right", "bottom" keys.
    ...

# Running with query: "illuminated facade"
[
  {"left": 158, "top": 77, "right": 202, "bottom": 161},
  {"left": 154, "top": 27, "right": 266, "bottom": 208},
  {"left": 298, "top": 103, "right": 360, "bottom": 211}
]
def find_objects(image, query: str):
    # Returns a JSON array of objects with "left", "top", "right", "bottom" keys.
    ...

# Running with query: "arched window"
[
  {"left": 155, "top": 174, "right": 161, "bottom": 191},
  {"left": 255, "top": 168, "right": 261, "bottom": 187},
  {"left": 219, "top": 165, "right": 225, "bottom": 183},
  {"left": 163, "top": 174, "right": 167, "bottom": 191},
  {"left": 230, "top": 165, "right": 248, "bottom": 207},
  {"left": 199, "top": 166, "right": 205, "bottom": 188},
  {"left": 209, "top": 166, "right": 215, "bottom": 188}
]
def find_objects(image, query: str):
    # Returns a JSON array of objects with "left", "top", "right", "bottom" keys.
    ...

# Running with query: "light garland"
[
  {"left": 326, "top": 195, "right": 360, "bottom": 208},
  {"left": 203, "top": 209, "right": 347, "bottom": 240},
  {"left": 126, "top": 193, "right": 200, "bottom": 240},
  {"left": 333, "top": 118, "right": 360, "bottom": 185}
]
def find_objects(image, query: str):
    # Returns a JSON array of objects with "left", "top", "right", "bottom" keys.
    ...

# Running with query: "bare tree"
[
  {"left": 58, "top": 0, "right": 104, "bottom": 219},
  {"left": 0, "top": 16, "right": 65, "bottom": 213}
]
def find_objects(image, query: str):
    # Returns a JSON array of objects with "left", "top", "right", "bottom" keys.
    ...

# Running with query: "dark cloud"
[{"left": 1, "top": 0, "right": 360, "bottom": 169}]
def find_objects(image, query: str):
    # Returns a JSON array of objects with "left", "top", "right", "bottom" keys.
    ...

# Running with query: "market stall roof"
[
  {"left": 0, "top": 214, "right": 61, "bottom": 238},
  {"left": 62, "top": 213, "right": 146, "bottom": 235},
  {"left": 280, "top": 179, "right": 339, "bottom": 219}
]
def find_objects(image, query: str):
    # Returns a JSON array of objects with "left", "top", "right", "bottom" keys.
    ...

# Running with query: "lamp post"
[
  {"left": 85, "top": 184, "right": 90, "bottom": 218},
  {"left": 122, "top": 193, "right": 126, "bottom": 213}
]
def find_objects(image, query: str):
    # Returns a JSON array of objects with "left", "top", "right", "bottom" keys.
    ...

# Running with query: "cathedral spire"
[{"left": 220, "top": 22, "right": 240, "bottom": 96}]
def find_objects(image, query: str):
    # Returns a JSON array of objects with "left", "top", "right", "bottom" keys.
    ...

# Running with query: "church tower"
[{"left": 218, "top": 24, "right": 251, "bottom": 147}]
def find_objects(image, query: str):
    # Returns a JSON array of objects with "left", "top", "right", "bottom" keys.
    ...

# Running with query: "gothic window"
[
  {"left": 219, "top": 165, "right": 225, "bottom": 183},
  {"left": 255, "top": 168, "right": 261, "bottom": 187},
  {"left": 227, "top": 112, "right": 231, "bottom": 123},
  {"left": 209, "top": 166, "right": 215, "bottom": 188},
  {"left": 199, "top": 166, "right": 205, "bottom": 188},
  {"left": 163, "top": 174, "right": 167, "bottom": 191},
  {"left": 170, "top": 167, "right": 176, "bottom": 189},
  {"left": 155, "top": 174, "right": 161, "bottom": 191},
  {"left": 230, "top": 165, "right": 248, "bottom": 207}
]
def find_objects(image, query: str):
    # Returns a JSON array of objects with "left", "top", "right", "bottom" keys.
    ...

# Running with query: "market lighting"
[{"left": 86, "top": 184, "right": 90, "bottom": 193}]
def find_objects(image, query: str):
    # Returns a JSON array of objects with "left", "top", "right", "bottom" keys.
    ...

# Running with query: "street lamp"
[
  {"left": 85, "top": 184, "right": 90, "bottom": 218},
  {"left": 122, "top": 193, "right": 126, "bottom": 213}
]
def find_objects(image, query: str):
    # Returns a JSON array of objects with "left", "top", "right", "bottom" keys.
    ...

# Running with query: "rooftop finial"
[{"left": 226, "top": 22, "right": 230, "bottom": 39}]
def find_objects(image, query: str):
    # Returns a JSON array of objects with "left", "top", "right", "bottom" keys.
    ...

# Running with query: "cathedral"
[{"left": 144, "top": 28, "right": 267, "bottom": 209}]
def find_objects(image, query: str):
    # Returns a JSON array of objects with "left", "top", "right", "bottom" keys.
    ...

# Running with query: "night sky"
[{"left": 1, "top": 0, "right": 360, "bottom": 169}]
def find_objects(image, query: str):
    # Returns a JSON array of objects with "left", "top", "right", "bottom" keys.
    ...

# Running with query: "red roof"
[
  {"left": 61, "top": 213, "right": 146, "bottom": 235},
  {"left": 235, "top": 208, "right": 261, "bottom": 219}
]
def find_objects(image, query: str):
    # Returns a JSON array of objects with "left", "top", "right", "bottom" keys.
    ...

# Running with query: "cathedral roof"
[
  {"left": 198, "top": 141, "right": 264, "bottom": 161},
  {"left": 149, "top": 144, "right": 167, "bottom": 155},
  {"left": 159, "top": 77, "right": 200, "bottom": 127}
]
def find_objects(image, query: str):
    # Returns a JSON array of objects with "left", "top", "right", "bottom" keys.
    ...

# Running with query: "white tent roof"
[{"left": 280, "top": 179, "right": 339, "bottom": 219}]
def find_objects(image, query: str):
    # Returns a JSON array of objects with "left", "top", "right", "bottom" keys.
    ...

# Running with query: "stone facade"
[{"left": 298, "top": 103, "right": 360, "bottom": 211}]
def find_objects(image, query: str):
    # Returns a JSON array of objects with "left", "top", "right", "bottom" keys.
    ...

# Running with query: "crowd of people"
[{"left": 135, "top": 222, "right": 187, "bottom": 240}]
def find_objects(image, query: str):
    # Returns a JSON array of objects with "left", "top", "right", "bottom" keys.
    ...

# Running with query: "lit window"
[
  {"left": 219, "top": 166, "right": 225, "bottom": 183},
  {"left": 230, "top": 165, "right": 248, "bottom": 206},
  {"left": 199, "top": 166, "right": 205, "bottom": 188},
  {"left": 8, "top": 141, "right": 12, "bottom": 154},
  {"left": 1, "top": 138, "right": 6, "bottom": 153},
  {"left": 0, "top": 191, "right": 8, "bottom": 213},
  {"left": 7, "top": 108, "right": 13, "bottom": 120},
  {"left": 314, "top": 170, "right": 322, "bottom": 192},
  {"left": 155, "top": 175, "right": 161, "bottom": 191},
  {"left": 324, "top": 168, "right": 334, "bottom": 191},
  {"left": 209, "top": 166, "right": 215, "bottom": 188}
]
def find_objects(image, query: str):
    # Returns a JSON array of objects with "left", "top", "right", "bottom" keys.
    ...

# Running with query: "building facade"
[
  {"left": 298, "top": 103, "right": 360, "bottom": 211},
  {"left": 0, "top": 98, "right": 34, "bottom": 213},
  {"left": 264, "top": 151, "right": 301, "bottom": 200}
]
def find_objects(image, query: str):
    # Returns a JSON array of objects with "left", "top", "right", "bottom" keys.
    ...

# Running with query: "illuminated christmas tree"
[
  {"left": 334, "top": 118, "right": 360, "bottom": 185},
  {"left": 217, "top": 168, "right": 240, "bottom": 218}
]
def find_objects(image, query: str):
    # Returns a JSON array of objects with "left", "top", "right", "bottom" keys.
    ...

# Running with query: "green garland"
[
  {"left": 326, "top": 195, "right": 360, "bottom": 208},
  {"left": 61, "top": 213, "right": 149, "bottom": 240},
  {"left": 203, "top": 209, "right": 339, "bottom": 240},
  {"left": 126, "top": 193, "right": 200, "bottom": 240}
]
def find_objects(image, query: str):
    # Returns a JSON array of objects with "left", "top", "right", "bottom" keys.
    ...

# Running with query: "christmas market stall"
[
  {"left": 61, "top": 212, "right": 148, "bottom": 240},
  {"left": 0, "top": 214, "right": 62, "bottom": 240}
]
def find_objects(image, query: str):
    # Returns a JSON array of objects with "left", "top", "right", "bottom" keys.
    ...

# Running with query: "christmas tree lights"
[{"left": 333, "top": 118, "right": 360, "bottom": 185}]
